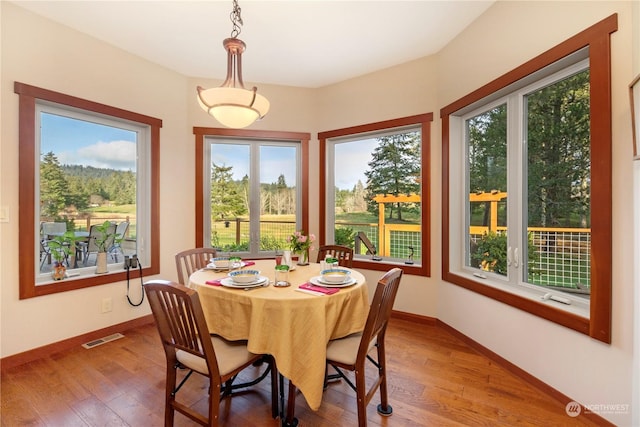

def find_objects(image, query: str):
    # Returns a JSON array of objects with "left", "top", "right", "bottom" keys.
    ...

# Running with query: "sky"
[
  {"left": 211, "top": 143, "right": 299, "bottom": 186},
  {"left": 41, "top": 112, "right": 137, "bottom": 171},
  {"left": 41, "top": 111, "right": 378, "bottom": 190},
  {"left": 334, "top": 139, "right": 377, "bottom": 190},
  {"left": 210, "top": 138, "right": 377, "bottom": 190}
]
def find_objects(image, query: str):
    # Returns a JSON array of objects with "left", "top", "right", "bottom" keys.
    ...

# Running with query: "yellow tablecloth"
[{"left": 189, "top": 259, "right": 369, "bottom": 411}]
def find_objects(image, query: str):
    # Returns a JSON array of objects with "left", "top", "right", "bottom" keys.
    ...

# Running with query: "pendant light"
[{"left": 197, "top": 0, "right": 269, "bottom": 128}]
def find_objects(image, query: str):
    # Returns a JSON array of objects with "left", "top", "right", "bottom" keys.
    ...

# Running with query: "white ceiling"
[{"left": 11, "top": 0, "right": 494, "bottom": 88}]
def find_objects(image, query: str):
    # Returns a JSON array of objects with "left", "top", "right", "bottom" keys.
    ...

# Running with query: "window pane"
[
  {"left": 466, "top": 104, "right": 508, "bottom": 275},
  {"left": 208, "top": 140, "right": 300, "bottom": 256},
  {"left": 39, "top": 112, "right": 137, "bottom": 278},
  {"left": 209, "top": 143, "right": 250, "bottom": 251},
  {"left": 334, "top": 129, "right": 422, "bottom": 263},
  {"left": 259, "top": 145, "right": 297, "bottom": 250},
  {"left": 525, "top": 70, "right": 591, "bottom": 297}
]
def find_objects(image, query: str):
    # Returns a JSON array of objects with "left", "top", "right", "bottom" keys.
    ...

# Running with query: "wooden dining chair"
[
  {"left": 174, "top": 247, "right": 217, "bottom": 285},
  {"left": 316, "top": 244, "right": 354, "bottom": 268},
  {"left": 144, "top": 280, "right": 278, "bottom": 427},
  {"left": 325, "top": 268, "right": 403, "bottom": 427}
]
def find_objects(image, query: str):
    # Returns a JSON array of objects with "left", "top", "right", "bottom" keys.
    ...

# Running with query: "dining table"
[{"left": 188, "top": 258, "right": 370, "bottom": 425}]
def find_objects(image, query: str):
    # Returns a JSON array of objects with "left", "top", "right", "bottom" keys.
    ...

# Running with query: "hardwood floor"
[{"left": 1, "top": 317, "right": 602, "bottom": 426}]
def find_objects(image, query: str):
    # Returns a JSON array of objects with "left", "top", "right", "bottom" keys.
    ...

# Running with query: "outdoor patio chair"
[
  {"left": 79, "top": 222, "right": 116, "bottom": 266},
  {"left": 41, "top": 221, "right": 66, "bottom": 238},
  {"left": 108, "top": 221, "right": 129, "bottom": 261}
]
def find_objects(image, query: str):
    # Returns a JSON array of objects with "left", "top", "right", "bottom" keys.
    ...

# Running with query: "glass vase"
[{"left": 297, "top": 250, "right": 309, "bottom": 266}]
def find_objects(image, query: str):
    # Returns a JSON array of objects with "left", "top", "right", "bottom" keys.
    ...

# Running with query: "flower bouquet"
[{"left": 287, "top": 230, "right": 315, "bottom": 265}]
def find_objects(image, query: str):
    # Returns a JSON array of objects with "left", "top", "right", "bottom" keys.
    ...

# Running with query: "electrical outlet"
[{"left": 101, "top": 297, "right": 112, "bottom": 313}]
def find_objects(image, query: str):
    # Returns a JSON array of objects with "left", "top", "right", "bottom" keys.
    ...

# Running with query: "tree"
[
  {"left": 467, "top": 105, "right": 508, "bottom": 227},
  {"left": 40, "top": 152, "right": 70, "bottom": 218},
  {"left": 66, "top": 175, "right": 90, "bottom": 211},
  {"left": 352, "top": 180, "right": 368, "bottom": 212},
  {"left": 104, "top": 170, "right": 136, "bottom": 205},
  {"left": 526, "top": 70, "right": 590, "bottom": 228},
  {"left": 467, "top": 105, "right": 507, "bottom": 196},
  {"left": 210, "top": 163, "right": 247, "bottom": 220},
  {"left": 364, "top": 132, "right": 420, "bottom": 220},
  {"left": 272, "top": 174, "right": 289, "bottom": 214}
]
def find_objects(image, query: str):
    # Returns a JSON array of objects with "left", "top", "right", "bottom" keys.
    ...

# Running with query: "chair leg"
[
  {"left": 40, "top": 253, "right": 48, "bottom": 269},
  {"left": 355, "top": 367, "right": 368, "bottom": 427},
  {"left": 165, "top": 364, "right": 177, "bottom": 427},
  {"left": 208, "top": 377, "right": 220, "bottom": 427},
  {"left": 376, "top": 343, "right": 392, "bottom": 416}
]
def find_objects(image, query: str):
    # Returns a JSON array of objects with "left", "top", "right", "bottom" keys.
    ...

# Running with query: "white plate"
[
  {"left": 220, "top": 276, "right": 268, "bottom": 288},
  {"left": 316, "top": 273, "right": 352, "bottom": 285},
  {"left": 205, "top": 261, "right": 247, "bottom": 270},
  {"left": 310, "top": 276, "right": 357, "bottom": 288}
]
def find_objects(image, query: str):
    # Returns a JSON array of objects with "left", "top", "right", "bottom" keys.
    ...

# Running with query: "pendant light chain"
[{"left": 230, "top": 0, "right": 243, "bottom": 38}]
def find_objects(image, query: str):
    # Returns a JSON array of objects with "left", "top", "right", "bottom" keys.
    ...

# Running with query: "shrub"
[
  {"left": 335, "top": 227, "right": 356, "bottom": 248},
  {"left": 472, "top": 231, "right": 539, "bottom": 276}
]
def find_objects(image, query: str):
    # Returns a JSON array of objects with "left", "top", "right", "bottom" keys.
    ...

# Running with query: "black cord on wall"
[{"left": 125, "top": 255, "right": 145, "bottom": 307}]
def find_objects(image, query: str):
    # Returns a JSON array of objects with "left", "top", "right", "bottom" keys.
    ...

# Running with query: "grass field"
[
  {"left": 74, "top": 206, "right": 589, "bottom": 292},
  {"left": 72, "top": 204, "right": 137, "bottom": 237}
]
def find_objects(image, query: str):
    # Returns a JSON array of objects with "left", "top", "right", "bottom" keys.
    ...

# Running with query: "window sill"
[
  {"left": 24, "top": 265, "right": 153, "bottom": 299},
  {"left": 352, "top": 258, "right": 429, "bottom": 277},
  {"left": 444, "top": 269, "right": 590, "bottom": 335},
  {"left": 37, "top": 263, "right": 127, "bottom": 286}
]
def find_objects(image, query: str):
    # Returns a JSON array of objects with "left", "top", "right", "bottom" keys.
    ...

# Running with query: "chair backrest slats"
[
  {"left": 357, "top": 268, "right": 403, "bottom": 360},
  {"left": 145, "top": 280, "right": 219, "bottom": 374},
  {"left": 316, "top": 245, "right": 354, "bottom": 268},
  {"left": 175, "top": 247, "right": 218, "bottom": 285}
]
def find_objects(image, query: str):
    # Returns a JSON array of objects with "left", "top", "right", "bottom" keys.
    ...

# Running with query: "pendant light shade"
[{"left": 197, "top": 2, "right": 269, "bottom": 128}]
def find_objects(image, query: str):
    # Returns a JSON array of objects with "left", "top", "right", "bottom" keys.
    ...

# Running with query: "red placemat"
[{"left": 299, "top": 282, "right": 340, "bottom": 295}]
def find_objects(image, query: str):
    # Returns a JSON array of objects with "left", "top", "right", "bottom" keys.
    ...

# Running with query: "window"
[
  {"left": 319, "top": 114, "right": 432, "bottom": 276},
  {"left": 16, "top": 82, "right": 161, "bottom": 299},
  {"left": 194, "top": 128, "right": 310, "bottom": 257},
  {"left": 441, "top": 15, "right": 617, "bottom": 343}
]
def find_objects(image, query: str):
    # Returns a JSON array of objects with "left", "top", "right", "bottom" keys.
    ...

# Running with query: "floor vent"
[{"left": 82, "top": 333, "right": 124, "bottom": 349}]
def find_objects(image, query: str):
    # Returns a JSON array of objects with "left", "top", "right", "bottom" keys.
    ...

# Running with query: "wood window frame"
[
  {"left": 15, "top": 82, "right": 161, "bottom": 299},
  {"left": 318, "top": 113, "right": 433, "bottom": 276},
  {"left": 440, "top": 14, "right": 617, "bottom": 343},
  {"left": 193, "top": 127, "right": 311, "bottom": 249}
]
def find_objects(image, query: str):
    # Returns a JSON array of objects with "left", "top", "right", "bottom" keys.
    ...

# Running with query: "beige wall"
[
  {"left": 435, "top": 3, "right": 635, "bottom": 426},
  {"left": 0, "top": 2, "right": 188, "bottom": 354},
  {"left": 631, "top": 1, "right": 640, "bottom": 425},
  {"left": 1, "top": 1, "right": 636, "bottom": 425}
]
